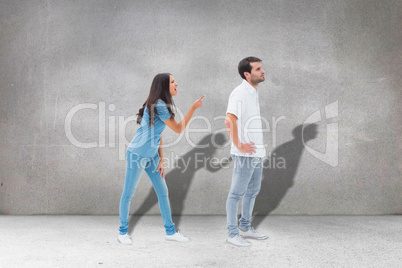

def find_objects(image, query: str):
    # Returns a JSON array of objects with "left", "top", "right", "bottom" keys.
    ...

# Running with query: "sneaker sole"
[
  {"left": 117, "top": 238, "right": 132, "bottom": 245},
  {"left": 240, "top": 235, "right": 268, "bottom": 240},
  {"left": 226, "top": 240, "right": 252, "bottom": 247},
  {"left": 165, "top": 238, "right": 190, "bottom": 243}
]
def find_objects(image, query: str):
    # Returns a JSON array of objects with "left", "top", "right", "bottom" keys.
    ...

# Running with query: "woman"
[{"left": 118, "top": 73, "right": 204, "bottom": 244}]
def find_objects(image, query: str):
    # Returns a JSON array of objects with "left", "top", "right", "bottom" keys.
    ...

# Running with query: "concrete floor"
[{"left": 0, "top": 216, "right": 401, "bottom": 268}]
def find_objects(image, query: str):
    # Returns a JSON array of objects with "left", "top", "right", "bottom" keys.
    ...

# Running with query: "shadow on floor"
[
  {"left": 128, "top": 132, "right": 229, "bottom": 234},
  {"left": 252, "top": 124, "right": 318, "bottom": 228}
]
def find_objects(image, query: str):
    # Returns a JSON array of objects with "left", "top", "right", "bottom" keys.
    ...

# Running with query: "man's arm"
[{"left": 225, "top": 113, "right": 256, "bottom": 155}]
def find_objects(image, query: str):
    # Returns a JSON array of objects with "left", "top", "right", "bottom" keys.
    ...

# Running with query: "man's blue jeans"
[
  {"left": 226, "top": 155, "right": 263, "bottom": 238},
  {"left": 119, "top": 151, "right": 176, "bottom": 235}
]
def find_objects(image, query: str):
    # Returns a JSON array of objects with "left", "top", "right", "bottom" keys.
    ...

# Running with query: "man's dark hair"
[{"left": 238, "top": 56, "right": 262, "bottom": 80}]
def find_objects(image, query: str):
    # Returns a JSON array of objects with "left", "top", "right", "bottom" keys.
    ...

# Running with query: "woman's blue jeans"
[
  {"left": 226, "top": 155, "right": 263, "bottom": 238},
  {"left": 119, "top": 151, "right": 176, "bottom": 235}
]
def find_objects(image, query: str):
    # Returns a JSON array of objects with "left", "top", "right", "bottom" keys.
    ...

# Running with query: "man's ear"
[{"left": 244, "top": 72, "right": 251, "bottom": 80}]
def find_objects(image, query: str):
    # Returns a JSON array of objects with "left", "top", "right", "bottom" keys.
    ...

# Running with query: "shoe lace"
[
  {"left": 236, "top": 234, "right": 249, "bottom": 244},
  {"left": 236, "top": 234, "right": 245, "bottom": 241}
]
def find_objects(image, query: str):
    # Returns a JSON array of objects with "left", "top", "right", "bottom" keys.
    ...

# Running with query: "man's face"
[{"left": 248, "top": 62, "right": 265, "bottom": 84}]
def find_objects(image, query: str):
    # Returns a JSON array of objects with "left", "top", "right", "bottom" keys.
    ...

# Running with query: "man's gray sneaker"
[
  {"left": 227, "top": 234, "right": 252, "bottom": 247},
  {"left": 239, "top": 227, "right": 268, "bottom": 240}
]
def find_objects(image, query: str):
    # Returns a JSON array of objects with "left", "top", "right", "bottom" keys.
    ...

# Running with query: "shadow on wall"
[
  {"left": 128, "top": 132, "right": 229, "bottom": 234},
  {"left": 253, "top": 124, "right": 318, "bottom": 228}
]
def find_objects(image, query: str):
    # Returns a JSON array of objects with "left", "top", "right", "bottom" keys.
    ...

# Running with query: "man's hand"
[{"left": 238, "top": 142, "right": 257, "bottom": 155}]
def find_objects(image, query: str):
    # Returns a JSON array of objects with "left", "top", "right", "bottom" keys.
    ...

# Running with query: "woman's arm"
[
  {"left": 164, "top": 95, "right": 204, "bottom": 134},
  {"left": 158, "top": 136, "right": 164, "bottom": 160},
  {"left": 156, "top": 136, "right": 165, "bottom": 178}
]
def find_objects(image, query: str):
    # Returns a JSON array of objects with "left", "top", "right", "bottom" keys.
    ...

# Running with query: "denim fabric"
[
  {"left": 119, "top": 150, "right": 175, "bottom": 235},
  {"left": 128, "top": 99, "right": 171, "bottom": 157},
  {"left": 226, "top": 155, "right": 263, "bottom": 238}
]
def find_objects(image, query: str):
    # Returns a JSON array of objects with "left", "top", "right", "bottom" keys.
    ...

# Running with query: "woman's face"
[{"left": 169, "top": 75, "right": 178, "bottom": 96}]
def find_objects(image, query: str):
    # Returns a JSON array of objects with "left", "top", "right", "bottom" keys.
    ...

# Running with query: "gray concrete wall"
[{"left": 0, "top": 0, "right": 400, "bottom": 215}]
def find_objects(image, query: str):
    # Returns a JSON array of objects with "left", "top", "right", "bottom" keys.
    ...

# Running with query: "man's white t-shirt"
[{"left": 226, "top": 79, "right": 266, "bottom": 158}]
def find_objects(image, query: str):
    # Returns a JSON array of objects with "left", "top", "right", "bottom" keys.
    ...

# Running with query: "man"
[{"left": 224, "top": 56, "right": 268, "bottom": 247}]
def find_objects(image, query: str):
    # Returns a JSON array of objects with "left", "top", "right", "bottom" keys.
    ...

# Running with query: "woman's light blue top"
[{"left": 128, "top": 99, "right": 171, "bottom": 157}]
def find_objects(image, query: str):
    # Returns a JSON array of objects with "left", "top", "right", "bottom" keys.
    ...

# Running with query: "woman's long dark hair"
[{"left": 136, "top": 73, "right": 175, "bottom": 126}]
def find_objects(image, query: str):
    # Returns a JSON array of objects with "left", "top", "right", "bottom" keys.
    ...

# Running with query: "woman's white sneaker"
[
  {"left": 166, "top": 232, "right": 190, "bottom": 242},
  {"left": 118, "top": 234, "right": 133, "bottom": 245},
  {"left": 239, "top": 227, "right": 268, "bottom": 240},
  {"left": 227, "top": 234, "right": 252, "bottom": 247}
]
